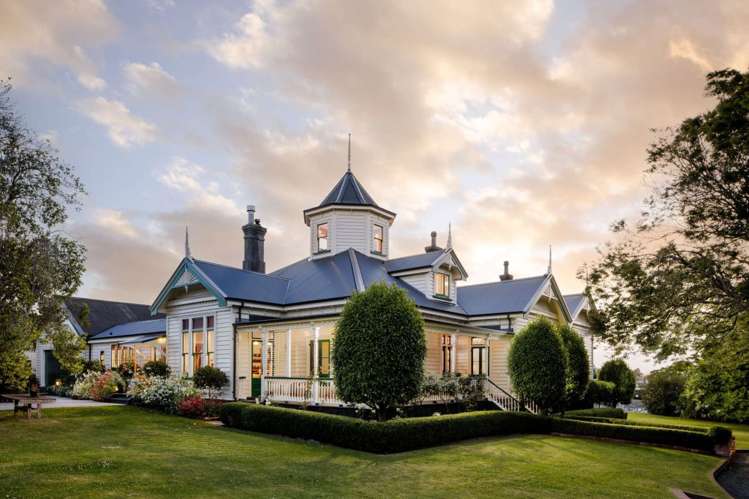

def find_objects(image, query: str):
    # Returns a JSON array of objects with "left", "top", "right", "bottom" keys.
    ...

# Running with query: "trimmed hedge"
[
  {"left": 550, "top": 418, "right": 729, "bottom": 452},
  {"left": 220, "top": 403, "right": 545, "bottom": 453},
  {"left": 563, "top": 415, "right": 732, "bottom": 440},
  {"left": 220, "top": 403, "right": 732, "bottom": 454},
  {"left": 564, "top": 407, "right": 626, "bottom": 419}
]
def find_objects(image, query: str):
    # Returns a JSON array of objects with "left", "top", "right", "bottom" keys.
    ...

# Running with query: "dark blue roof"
[
  {"left": 317, "top": 171, "right": 379, "bottom": 208},
  {"left": 193, "top": 259, "right": 290, "bottom": 304},
  {"left": 269, "top": 251, "right": 358, "bottom": 304},
  {"left": 457, "top": 275, "right": 549, "bottom": 316},
  {"left": 92, "top": 318, "right": 166, "bottom": 339},
  {"left": 563, "top": 294, "right": 586, "bottom": 318},
  {"left": 66, "top": 297, "right": 159, "bottom": 336},
  {"left": 384, "top": 250, "right": 444, "bottom": 273}
]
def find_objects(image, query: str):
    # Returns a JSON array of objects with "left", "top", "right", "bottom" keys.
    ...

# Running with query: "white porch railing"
[
  {"left": 263, "top": 376, "right": 343, "bottom": 406},
  {"left": 485, "top": 378, "right": 539, "bottom": 414}
]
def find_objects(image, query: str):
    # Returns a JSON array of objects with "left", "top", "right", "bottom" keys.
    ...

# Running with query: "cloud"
[
  {"left": 123, "top": 62, "right": 179, "bottom": 96},
  {"left": 158, "top": 157, "right": 244, "bottom": 215},
  {"left": 77, "top": 97, "right": 157, "bottom": 147},
  {"left": 94, "top": 209, "right": 138, "bottom": 238},
  {"left": 0, "top": 0, "right": 115, "bottom": 90}
]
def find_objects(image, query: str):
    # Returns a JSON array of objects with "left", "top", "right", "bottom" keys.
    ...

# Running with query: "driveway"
[{"left": 0, "top": 396, "right": 118, "bottom": 411}]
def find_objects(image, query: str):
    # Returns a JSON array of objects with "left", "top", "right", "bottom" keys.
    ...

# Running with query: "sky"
[{"left": 3, "top": 0, "right": 748, "bottom": 371}]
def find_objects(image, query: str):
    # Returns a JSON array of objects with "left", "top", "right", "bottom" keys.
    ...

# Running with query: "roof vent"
[
  {"left": 424, "top": 231, "right": 442, "bottom": 253},
  {"left": 500, "top": 260, "right": 514, "bottom": 281}
]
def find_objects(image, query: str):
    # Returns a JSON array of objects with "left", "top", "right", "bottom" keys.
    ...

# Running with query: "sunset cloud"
[{"left": 77, "top": 97, "right": 157, "bottom": 148}]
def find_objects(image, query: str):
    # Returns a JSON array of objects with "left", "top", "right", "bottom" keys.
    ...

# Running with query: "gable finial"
[
  {"left": 547, "top": 244, "right": 552, "bottom": 274},
  {"left": 446, "top": 222, "right": 453, "bottom": 249},
  {"left": 347, "top": 132, "right": 351, "bottom": 173},
  {"left": 185, "top": 226, "right": 192, "bottom": 259}
]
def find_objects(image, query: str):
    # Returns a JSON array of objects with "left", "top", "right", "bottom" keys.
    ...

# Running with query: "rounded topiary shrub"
[
  {"left": 193, "top": 366, "right": 228, "bottom": 400},
  {"left": 332, "top": 282, "right": 426, "bottom": 420},
  {"left": 508, "top": 318, "right": 567, "bottom": 414},
  {"left": 557, "top": 324, "right": 590, "bottom": 407},
  {"left": 599, "top": 359, "right": 636, "bottom": 407},
  {"left": 642, "top": 368, "right": 687, "bottom": 416},
  {"left": 585, "top": 379, "right": 616, "bottom": 407},
  {"left": 143, "top": 360, "right": 170, "bottom": 378}
]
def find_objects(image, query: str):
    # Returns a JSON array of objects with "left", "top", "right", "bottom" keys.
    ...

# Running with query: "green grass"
[
  {"left": 629, "top": 412, "right": 749, "bottom": 448},
  {"left": 0, "top": 406, "right": 730, "bottom": 498}
]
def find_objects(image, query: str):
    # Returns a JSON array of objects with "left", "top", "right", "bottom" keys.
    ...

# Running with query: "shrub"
[
  {"left": 81, "top": 360, "right": 105, "bottom": 373},
  {"left": 115, "top": 364, "right": 136, "bottom": 381},
  {"left": 128, "top": 376, "right": 198, "bottom": 413},
  {"left": 642, "top": 368, "right": 687, "bottom": 416},
  {"left": 178, "top": 395, "right": 206, "bottom": 418},
  {"left": 598, "top": 359, "right": 636, "bottom": 406},
  {"left": 564, "top": 407, "right": 626, "bottom": 419},
  {"left": 508, "top": 318, "right": 567, "bottom": 414},
  {"left": 220, "top": 403, "right": 546, "bottom": 453},
  {"left": 557, "top": 324, "right": 590, "bottom": 407},
  {"left": 584, "top": 380, "right": 616, "bottom": 407},
  {"left": 333, "top": 283, "right": 426, "bottom": 420},
  {"left": 143, "top": 360, "right": 170, "bottom": 378},
  {"left": 71, "top": 370, "right": 100, "bottom": 399},
  {"left": 193, "top": 366, "right": 228, "bottom": 400},
  {"left": 89, "top": 371, "right": 124, "bottom": 401}
]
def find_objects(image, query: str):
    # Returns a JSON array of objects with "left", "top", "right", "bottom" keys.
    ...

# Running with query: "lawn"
[
  {"left": 629, "top": 412, "right": 749, "bottom": 448},
  {"left": 0, "top": 406, "right": 729, "bottom": 498}
]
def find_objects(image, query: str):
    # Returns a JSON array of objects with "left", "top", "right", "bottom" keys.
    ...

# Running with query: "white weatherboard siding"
[
  {"left": 400, "top": 272, "right": 431, "bottom": 298},
  {"left": 89, "top": 343, "right": 112, "bottom": 368},
  {"left": 164, "top": 288, "right": 237, "bottom": 399},
  {"left": 308, "top": 210, "right": 390, "bottom": 258}
]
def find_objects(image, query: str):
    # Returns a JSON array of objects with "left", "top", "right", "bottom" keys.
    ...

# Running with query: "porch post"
[
  {"left": 286, "top": 327, "right": 292, "bottom": 377},
  {"left": 450, "top": 333, "right": 457, "bottom": 373},
  {"left": 312, "top": 325, "right": 320, "bottom": 403},
  {"left": 260, "top": 328, "right": 268, "bottom": 400}
]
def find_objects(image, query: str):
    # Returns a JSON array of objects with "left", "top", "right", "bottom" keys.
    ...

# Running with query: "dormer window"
[
  {"left": 434, "top": 272, "right": 450, "bottom": 298},
  {"left": 317, "top": 223, "right": 329, "bottom": 252},
  {"left": 373, "top": 224, "right": 384, "bottom": 254}
]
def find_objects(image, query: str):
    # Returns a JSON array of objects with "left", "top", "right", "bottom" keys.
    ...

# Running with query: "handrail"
[{"left": 484, "top": 378, "right": 539, "bottom": 414}]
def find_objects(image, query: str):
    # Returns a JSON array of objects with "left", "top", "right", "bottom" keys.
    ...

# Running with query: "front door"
[{"left": 251, "top": 340, "right": 262, "bottom": 398}]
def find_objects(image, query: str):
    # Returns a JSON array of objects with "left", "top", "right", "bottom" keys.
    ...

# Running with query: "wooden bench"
[{"left": 2, "top": 394, "right": 56, "bottom": 419}]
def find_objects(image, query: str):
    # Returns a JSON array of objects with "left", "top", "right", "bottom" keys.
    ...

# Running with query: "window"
[
  {"left": 434, "top": 273, "right": 450, "bottom": 298},
  {"left": 317, "top": 223, "right": 329, "bottom": 252},
  {"left": 181, "top": 319, "right": 190, "bottom": 373},
  {"left": 441, "top": 335, "right": 452, "bottom": 374},
  {"left": 309, "top": 339, "right": 331, "bottom": 377},
  {"left": 373, "top": 224, "right": 384, "bottom": 254},
  {"left": 99, "top": 350, "right": 104, "bottom": 366},
  {"left": 192, "top": 317, "right": 204, "bottom": 372},
  {"left": 206, "top": 316, "right": 215, "bottom": 367},
  {"left": 471, "top": 337, "right": 486, "bottom": 375}
]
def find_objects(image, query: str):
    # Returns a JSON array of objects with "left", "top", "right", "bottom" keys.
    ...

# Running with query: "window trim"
[
  {"left": 372, "top": 224, "right": 384, "bottom": 255},
  {"left": 434, "top": 272, "right": 451, "bottom": 299},
  {"left": 440, "top": 335, "right": 452, "bottom": 375},
  {"left": 181, "top": 314, "right": 216, "bottom": 376},
  {"left": 316, "top": 222, "right": 330, "bottom": 253}
]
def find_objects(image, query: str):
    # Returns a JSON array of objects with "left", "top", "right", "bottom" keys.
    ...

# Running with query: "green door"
[{"left": 251, "top": 340, "right": 262, "bottom": 398}]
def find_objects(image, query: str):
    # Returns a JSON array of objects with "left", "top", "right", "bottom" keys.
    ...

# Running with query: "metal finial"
[
  {"left": 446, "top": 223, "right": 453, "bottom": 249},
  {"left": 347, "top": 133, "right": 351, "bottom": 172},
  {"left": 185, "top": 226, "right": 192, "bottom": 259},
  {"left": 547, "top": 244, "right": 552, "bottom": 274}
]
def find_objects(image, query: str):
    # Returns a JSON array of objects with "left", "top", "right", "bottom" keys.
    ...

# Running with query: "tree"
[
  {"left": 0, "top": 79, "right": 86, "bottom": 391},
  {"left": 332, "top": 283, "right": 425, "bottom": 420},
  {"left": 582, "top": 69, "right": 749, "bottom": 360},
  {"left": 598, "top": 359, "right": 636, "bottom": 407},
  {"left": 193, "top": 366, "right": 228, "bottom": 400},
  {"left": 585, "top": 379, "right": 616, "bottom": 407},
  {"left": 508, "top": 318, "right": 567, "bottom": 414},
  {"left": 642, "top": 364, "right": 688, "bottom": 416},
  {"left": 557, "top": 324, "right": 590, "bottom": 407}
]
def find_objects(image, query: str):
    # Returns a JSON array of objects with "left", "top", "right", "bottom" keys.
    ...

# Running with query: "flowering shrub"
[
  {"left": 128, "top": 376, "right": 198, "bottom": 413},
  {"left": 178, "top": 395, "right": 206, "bottom": 418},
  {"left": 72, "top": 371, "right": 101, "bottom": 399},
  {"left": 89, "top": 371, "right": 125, "bottom": 401}
]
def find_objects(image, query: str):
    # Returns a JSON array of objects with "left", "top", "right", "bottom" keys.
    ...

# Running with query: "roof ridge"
[
  {"left": 67, "top": 296, "right": 151, "bottom": 307},
  {"left": 348, "top": 248, "right": 365, "bottom": 292},
  {"left": 458, "top": 274, "right": 548, "bottom": 289}
]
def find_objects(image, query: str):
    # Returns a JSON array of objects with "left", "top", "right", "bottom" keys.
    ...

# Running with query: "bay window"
[{"left": 180, "top": 315, "right": 216, "bottom": 375}]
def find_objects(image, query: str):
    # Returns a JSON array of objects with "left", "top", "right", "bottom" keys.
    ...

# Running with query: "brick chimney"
[{"left": 242, "top": 205, "right": 266, "bottom": 273}]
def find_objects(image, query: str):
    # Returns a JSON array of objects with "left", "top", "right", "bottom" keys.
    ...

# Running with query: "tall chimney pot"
[
  {"left": 424, "top": 230, "right": 442, "bottom": 253},
  {"left": 500, "top": 260, "right": 514, "bottom": 281},
  {"left": 243, "top": 205, "right": 266, "bottom": 273}
]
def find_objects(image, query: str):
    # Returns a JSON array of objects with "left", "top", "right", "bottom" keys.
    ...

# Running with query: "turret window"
[
  {"left": 434, "top": 272, "right": 450, "bottom": 298},
  {"left": 317, "top": 223, "right": 329, "bottom": 252},
  {"left": 373, "top": 224, "right": 384, "bottom": 254}
]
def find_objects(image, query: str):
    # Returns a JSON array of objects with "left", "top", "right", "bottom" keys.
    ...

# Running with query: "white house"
[{"left": 148, "top": 167, "right": 596, "bottom": 412}]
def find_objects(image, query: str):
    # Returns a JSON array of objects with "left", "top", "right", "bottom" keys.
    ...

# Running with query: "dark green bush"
[
  {"left": 583, "top": 380, "right": 615, "bottom": 407},
  {"left": 143, "top": 360, "right": 170, "bottom": 378},
  {"left": 333, "top": 283, "right": 426, "bottom": 420},
  {"left": 599, "top": 359, "right": 636, "bottom": 406},
  {"left": 193, "top": 366, "right": 229, "bottom": 400},
  {"left": 564, "top": 415, "right": 708, "bottom": 432},
  {"left": 557, "top": 324, "right": 590, "bottom": 407},
  {"left": 508, "top": 318, "right": 567, "bottom": 414},
  {"left": 564, "top": 407, "right": 626, "bottom": 419},
  {"left": 642, "top": 368, "right": 687, "bottom": 416},
  {"left": 220, "top": 403, "right": 546, "bottom": 453}
]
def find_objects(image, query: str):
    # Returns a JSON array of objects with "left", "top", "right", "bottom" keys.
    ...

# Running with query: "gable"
[{"left": 151, "top": 258, "right": 227, "bottom": 314}]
